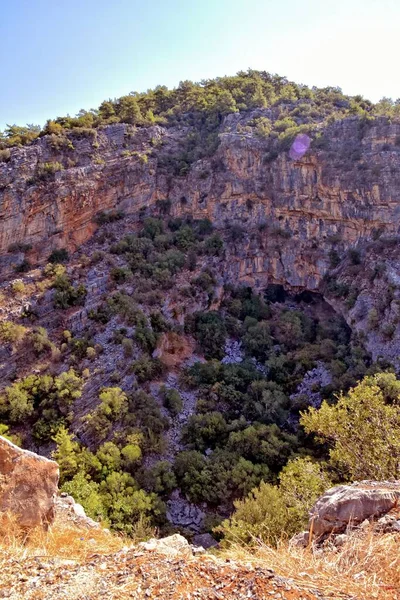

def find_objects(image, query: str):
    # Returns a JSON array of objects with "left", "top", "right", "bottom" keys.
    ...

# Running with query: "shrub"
[
  {"left": 217, "top": 457, "right": 330, "bottom": 546},
  {"left": 134, "top": 326, "right": 158, "bottom": 354},
  {"left": 14, "top": 259, "right": 32, "bottom": 273},
  {"left": 0, "top": 149, "right": 11, "bottom": 163},
  {"left": 8, "top": 242, "right": 32, "bottom": 253},
  {"left": 28, "top": 326, "right": 53, "bottom": 356},
  {"left": 141, "top": 218, "right": 164, "bottom": 240},
  {"left": 131, "top": 355, "right": 164, "bottom": 383},
  {"left": 36, "top": 161, "right": 64, "bottom": 180},
  {"left": 348, "top": 248, "right": 361, "bottom": 265},
  {"left": 53, "top": 274, "right": 87, "bottom": 309},
  {"left": 182, "top": 412, "right": 227, "bottom": 451},
  {"left": 62, "top": 471, "right": 106, "bottom": 522},
  {"left": 189, "top": 311, "right": 227, "bottom": 359},
  {"left": 328, "top": 249, "right": 341, "bottom": 268},
  {"left": 142, "top": 461, "right": 177, "bottom": 496},
  {"left": 94, "top": 210, "right": 125, "bottom": 225},
  {"left": 122, "top": 338, "right": 134, "bottom": 357},
  {"left": 110, "top": 267, "right": 131, "bottom": 283},
  {"left": 161, "top": 386, "right": 183, "bottom": 416},
  {"left": 301, "top": 372, "right": 400, "bottom": 480},
  {"left": 191, "top": 271, "right": 215, "bottom": 294},
  {"left": 86, "top": 347, "right": 96, "bottom": 360},
  {"left": 204, "top": 233, "right": 224, "bottom": 256},
  {"left": 10, "top": 281, "right": 25, "bottom": 295},
  {"left": 0, "top": 321, "right": 26, "bottom": 344}
]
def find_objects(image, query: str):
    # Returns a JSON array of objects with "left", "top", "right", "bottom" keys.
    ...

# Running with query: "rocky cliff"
[{"left": 1, "top": 113, "right": 400, "bottom": 292}]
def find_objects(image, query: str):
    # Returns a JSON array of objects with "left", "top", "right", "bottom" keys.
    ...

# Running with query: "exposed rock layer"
[
  {"left": 1, "top": 115, "right": 400, "bottom": 293},
  {"left": 0, "top": 435, "right": 59, "bottom": 529}
]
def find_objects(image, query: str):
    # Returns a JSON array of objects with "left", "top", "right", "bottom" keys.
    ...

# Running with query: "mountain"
[{"left": 0, "top": 70, "right": 400, "bottom": 538}]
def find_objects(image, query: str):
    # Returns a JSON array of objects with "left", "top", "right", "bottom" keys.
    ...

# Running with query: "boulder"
[
  {"left": 309, "top": 481, "right": 400, "bottom": 537},
  {"left": 139, "top": 534, "right": 192, "bottom": 558},
  {"left": 0, "top": 436, "right": 59, "bottom": 530},
  {"left": 192, "top": 533, "right": 219, "bottom": 549}
]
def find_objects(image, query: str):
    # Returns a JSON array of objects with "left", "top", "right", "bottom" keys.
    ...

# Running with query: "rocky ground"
[{"left": 0, "top": 542, "right": 346, "bottom": 600}]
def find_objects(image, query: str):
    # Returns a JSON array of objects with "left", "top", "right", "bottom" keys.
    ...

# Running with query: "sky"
[{"left": 0, "top": 0, "right": 399, "bottom": 130}]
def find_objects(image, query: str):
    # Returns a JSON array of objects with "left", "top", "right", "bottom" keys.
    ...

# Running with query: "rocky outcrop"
[
  {"left": 309, "top": 481, "right": 400, "bottom": 537},
  {"left": 1, "top": 115, "right": 400, "bottom": 294},
  {"left": 55, "top": 493, "right": 101, "bottom": 530},
  {"left": 166, "top": 490, "right": 205, "bottom": 532},
  {"left": 0, "top": 435, "right": 59, "bottom": 530}
]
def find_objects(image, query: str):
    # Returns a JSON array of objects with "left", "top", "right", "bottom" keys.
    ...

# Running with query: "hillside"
[{"left": 1, "top": 70, "right": 400, "bottom": 542}]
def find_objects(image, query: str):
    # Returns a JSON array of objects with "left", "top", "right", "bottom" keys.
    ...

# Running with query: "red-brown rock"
[{"left": 0, "top": 435, "right": 59, "bottom": 530}]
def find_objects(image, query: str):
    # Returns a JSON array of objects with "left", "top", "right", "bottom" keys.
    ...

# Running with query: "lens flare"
[{"left": 289, "top": 133, "right": 311, "bottom": 160}]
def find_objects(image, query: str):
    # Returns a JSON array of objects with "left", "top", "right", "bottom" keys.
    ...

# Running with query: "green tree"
[
  {"left": 217, "top": 457, "right": 330, "bottom": 546},
  {"left": 52, "top": 427, "right": 81, "bottom": 484},
  {"left": 301, "top": 373, "right": 400, "bottom": 480},
  {"left": 54, "top": 369, "right": 82, "bottom": 414},
  {"left": 62, "top": 471, "right": 106, "bottom": 522}
]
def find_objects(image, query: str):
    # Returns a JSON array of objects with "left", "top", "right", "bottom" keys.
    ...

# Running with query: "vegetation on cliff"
[
  {"left": 0, "top": 209, "right": 393, "bottom": 542},
  {"left": 1, "top": 69, "right": 400, "bottom": 546},
  {"left": 2, "top": 69, "right": 399, "bottom": 175}
]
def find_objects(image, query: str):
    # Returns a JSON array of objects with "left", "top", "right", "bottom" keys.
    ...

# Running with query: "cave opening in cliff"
[
  {"left": 264, "top": 284, "right": 287, "bottom": 303},
  {"left": 294, "top": 290, "right": 323, "bottom": 304}
]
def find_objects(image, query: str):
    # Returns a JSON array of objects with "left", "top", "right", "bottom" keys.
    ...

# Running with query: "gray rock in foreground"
[{"left": 309, "top": 481, "right": 400, "bottom": 537}]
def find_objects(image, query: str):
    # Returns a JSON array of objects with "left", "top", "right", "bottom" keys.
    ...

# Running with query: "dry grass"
[
  {"left": 223, "top": 528, "right": 400, "bottom": 599},
  {"left": 0, "top": 513, "right": 127, "bottom": 563},
  {"left": 1, "top": 515, "right": 399, "bottom": 599}
]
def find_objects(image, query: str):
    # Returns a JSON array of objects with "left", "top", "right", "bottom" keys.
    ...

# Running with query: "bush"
[
  {"left": 204, "top": 233, "right": 224, "bottom": 256},
  {"left": 301, "top": 373, "right": 400, "bottom": 480},
  {"left": 348, "top": 248, "right": 361, "bottom": 265},
  {"left": 10, "top": 281, "right": 25, "bottom": 295},
  {"left": 36, "top": 161, "right": 64, "bottom": 180},
  {"left": 8, "top": 242, "right": 32, "bottom": 253},
  {"left": 131, "top": 355, "right": 164, "bottom": 383},
  {"left": 161, "top": 387, "right": 183, "bottom": 416},
  {"left": 14, "top": 259, "right": 32, "bottom": 273},
  {"left": 134, "top": 326, "right": 158, "bottom": 354},
  {"left": 182, "top": 412, "right": 228, "bottom": 451},
  {"left": 53, "top": 274, "right": 87, "bottom": 309},
  {"left": 217, "top": 457, "right": 330, "bottom": 547},
  {"left": 189, "top": 311, "right": 227, "bottom": 359},
  {"left": 28, "top": 326, "right": 53, "bottom": 356},
  {"left": 0, "top": 321, "right": 26, "bottom": 345},
  {"left": 95, "top": 210, "right": 125, "bottom": 225},
  {"left": 328, "top": 249, "right": 341, "bottom": 268},
  {"left": 0, "top": 149, "right": 11, "bottom": 163}
]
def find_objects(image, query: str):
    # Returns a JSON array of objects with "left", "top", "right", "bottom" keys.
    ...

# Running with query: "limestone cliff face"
[{"left": 1, "top": 114, "right": 400, "bottom": 291}]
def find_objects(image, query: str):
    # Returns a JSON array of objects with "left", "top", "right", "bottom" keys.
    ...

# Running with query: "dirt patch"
[{"left": 154, "top": 332, "right": 196, "bottom": 368}]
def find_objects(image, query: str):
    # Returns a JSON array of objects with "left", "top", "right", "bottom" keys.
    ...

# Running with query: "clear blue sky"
[{"left": 1, "top": 0, "right": 399, "bottom": 130}]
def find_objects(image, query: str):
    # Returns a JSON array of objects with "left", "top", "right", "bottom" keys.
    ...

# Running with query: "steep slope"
[
  {"left": 1, "top": 72, "right": 400, "bottom": 538},
  {"left": 2, "top": 115, "right": 400, "bottom": 293}
]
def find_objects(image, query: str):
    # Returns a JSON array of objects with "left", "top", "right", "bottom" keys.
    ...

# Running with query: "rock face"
[
  {"left": 55, "top": 493, "right": 101, "bottom": 530},
  {"left": 309, "top": 481, "right": 400, "bottom": 537},
  {"left": 1, "top": 115, "right": 400, "bottom": 293},
  {"left": 0, "top": 435, "right": 59, "bottom": 530}
]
